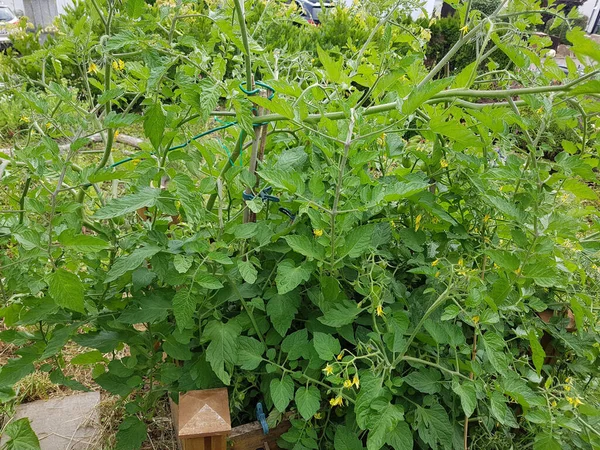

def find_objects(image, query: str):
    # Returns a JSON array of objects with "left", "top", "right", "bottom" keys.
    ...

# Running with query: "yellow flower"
[
  {"left": 376, "top": 305, "right": 384, "bottom": 317},
  {"left": 87, "top": 62, "right": 98, "bottom": 74},
  {"left": 566, "top": 396, "right": 583, "bottom": 407},
  {"left": 323, "top": 364, "right": 334, "bottom": 376},
  {"left": 460, "top": 24, "right": 469, "bottom": 35},
  {"left": 337, "top": 352, "right": 344, "bottom": 361},
  {"left": 432, "top": 259, "right": 440, "bottom": 267},
  {"left": 435, "top": 271, "right": 440, "bottom": 278},
  {"left": 458, "top": 258, "right": 464, "bottom": 267},
  {"left": 353, "top": 374, "right": 360, "bottom": 388},
  {"left": 415, "top": 214, "right": 422, "bottom": 231},
  {"left": 429, "top": 17, "right": 437, "bottom": 26},
  {"left": 472, "top": 315, "right": 480, "bottom": 325},
  {"left": 112, "top": 59, "right": 125, "bottom": 71},
  {"left": 420, "top": 28, "right": 431, "bottom": 41},
  {"left": 343, "top": 379, "right": 353, "bottom": 389},
  {"left": 564, "top": 385, "right": 571, "bottom": 392},
  {"left": 20, "top": 116, "right": 30, "bottom": 123},
  {"left": 329, "top": 396, "right": 344, "bottom": 407},
  {"left": 565, "top": 377, "right": 572, "bottom": 384},
  {"left": 483, "top": 214, "right": 490, "bottom": 223},
  {"left": 46, "top": 122, "right": 52, "bottom": 129},
  {"left": 313, "top": 229, "right": 323, "bottom": 237},
  {"left": 114, "top": 130, "right": 120, "bottom": 139},
  {"left": 536, "top": 107, "right": 544, "bottom": 115},
  {"left": 314, "top": 412, "right": 322, "bottom": 419},
  {"left": 551, "top": 400, "right": 557, "bottom": 408},
  {"left": 440, "top": 159, "right": 448, "bottom": 168},
  {"left": 377, "top": 133, "right": 386, "bottom": 147}
]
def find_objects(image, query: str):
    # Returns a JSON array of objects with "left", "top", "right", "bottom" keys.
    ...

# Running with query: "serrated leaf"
[
  {"left": 144, "top": 102, "right": 165, "bottom": 149},
  {"left": 295, "top": 386, "right": 321, "bottom": 420},
  {"left": 3, "top": 418, "right": 40, "bottom": 450},
  {"left": 563, "top": 178, "right": 598, "bottom": 200},
  {"left": 238, "top": 259, "right": 258, "bottom": 284},
  {"left": 338, "top": 225, "right": 375, "bottom": 259},
  {"left": 195, "top": 272, "right": 224, "bottom": 290},
  {"left": 403, "top": 369, "right": 441, "bottom": 394},
  {"left": 237, "top": 336, "right": 264, "bottom": 370},
  {"left": 490, "top": 391, "right": 518, "bottom": 428},
  {"left": 251, "top": 96, "right": 295, "bottom": 120},
  {"left": 452, "top": 379, "right": 477, "bottom": 417},
  {"left": 313, "top": 332, "right": 341, "bottom": 361},
  {"left": 281, "top": 329, "right": 309, "bottom": 360},
  {"left": 106, "top": 245, "right": 162, "bottom": 282},
  {"left": 93, "top": 188, "right": 161, "bottom": 219},
  {"left": 199, "top": 80, "right": 220, "bottom": 121},
  {"left": 528, "top": 330, "right": 545, "bottom": 375},
  {"left": 267, "top": 292, "right": 300, "bottom": 336},
  {"left": 173, "top": 254, "right": 193, "bottom": 274},
  {"left": 172, "top": 290, "right": 197, "bottom": 331},
  {"left": 485, "top": 249, "right": 520, "bottom": 271},
  {"left": 48, "top": 269, "right": 84, "bottom": 313},
  {"left": 119, "top": 292, "right": 171, "bottom": 324},
  {"left": 386, "top": 421, "right": 413, "bottom": 450},
  {"left": 334, "top": 426, "right": 364, "bottom": 450},
  {"left": 58, "top": 231, "right": 110, "bottom": 252},
  {"left": 367, "top": 404, "right": 405, "bottom": 450},
  {"left": 284, "top": 235, "right": 325, "bottom": 260},
  {"left": 275, "top": 259, "right": 314, "bottom": 295},
  {"left": 522, "top": 262, "right": 560, "bottom": 288},
  {"left": 414, "top": 404, "right": 452, "bottom": 450},
  {"left": 115, "top": 416, "right": 147, "bottom": 450},
  {"left": 318, "top": 301, "right": 361, "bottom": 327},
  {"left": 482, "top": 332, "right": 509, "bottom": 375},
  {"left": 233, "top": 98, "right": 254, "bottom": 135},
  {"left": 71, "top": 350, "right": 107, "bottom": 365},
  {"left": 533, "top": 434, "right": 562, "bottom": 450},
  {"left": 205, "top": 320, "right": 240, "bottom": 385},
  {"left": 270, "top": 375, "right": 294, "bottom": 412},
  {"left": 402, "top": 77, "right": 453, "bottom": 114}
]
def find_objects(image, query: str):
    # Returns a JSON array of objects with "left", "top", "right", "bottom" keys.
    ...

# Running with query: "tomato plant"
[{"left": 1, "top": 0, "right": 600, "bottom": 449}]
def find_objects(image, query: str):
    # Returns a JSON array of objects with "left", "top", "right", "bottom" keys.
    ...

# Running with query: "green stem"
[
  {"left": 232, "top": 0, "right": 253, "bottom": 89},
  {"left": 206, "top": 130, "right": 246, "bottom": 211}
]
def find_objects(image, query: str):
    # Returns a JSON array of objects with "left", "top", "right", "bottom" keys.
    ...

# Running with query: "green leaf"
[
  {"left": 71, "top": 350, "right": 107, "bottom": 365},
  {"left": 482, "top": 332, "right": 509, "bottom": 375},
  {"left": 284, "top": 235, "right": 325, "bottom": 260},
  {"left": 317, "top": 44, "right": 346, "bottom": 83},
  {"left": 414, "top": 404, "right": 453, "bottom": 450},
  {"left": 270, "top": 375, "right": 294, "bottom": 412},
  {"left": 318, "top": 301, "right": 361, "bottom": 327},
  {"left": 3, "top": 418, "right": 40, "bottom": 450},
  {"left": 313, "top": 332, "right": 341, "bottom": 361},
  {"left": 238, "top": 259, "right": 258, "bottom": 284},
  {"left": 402, "top": 77, "right": 453, "bottom": 115},
  {"left": 195, "top": 272, "right": 224, "bottom": 290},
  {"left": 57, "top": 231, "right": 110, "bottom": 252},
  {"left": 452, "top": 379, "right": 477, "bottom": 417},
  {"left": 144, "top": 102, "right": 166, "bottom": 149},
  {"left": 429, "top": 116, "right": 481, "bottom": 147},
  {"left": 386, "top": 421, "right": 413, "bottom": 450},
  {"left": 119, "top": 292, "right": 171, "bottom": 324},
  {"left": 485, "top": 249, "right": 520, "bottom": 271},
  {"left": 521, "top": 262, "right": 560, "bottom": 288},
  {"left": 115, "top": 416, "right": 147, "bottom": 450},
  {"left": 533, "top": 434, "right": 562, "bottom": 450},
  {"left": 267, "top": 292, "right": 300, "bottom": 336},
  {"left": 403, "top": 369, "right": 441, "bottom": 394},
  {"left": 173, "top": 254, "right": 193, "bottom": 274},
  {"left": 106, "top": 245, "right": 162, "bottom": 282},
  {"left": 251, "top": 96, "right": 295, "bottom": 120},
  {"left": 125, "top": 0, "right": 145, "bottom": 17},
  {"left": 563, "top": 178, "right": 598, "bottom": 200},
  {"left": 281, "top": 329, "right": 309, "bottom": 360},
  {"left": 48, "top": 269, "right": 84, "bottom": 313},
  {"left": 199, "top": 79, "right": 220, "bottom": 121},
  {"left": 367, "top": 404, "right": 405, "bottom": 450},
  {"left": 104, "top": 112, "right": 140, "bottom": 128},
  {"left": 337, "top": 225, "right": 375, "bottom": 260},
  {"left": 237, "top": 336, "right": 264, "bottom": 370},
  {"left": 528, "top": 330, "right": 545, "bottom": 375},
  {"left": 295, "top": 386, "right": 321, "bottom": 420},
  {"left": 233, "top": 98, "right": 254, "bottom": 135},
  {"left": 275, "top": 259, "right": 314, "bottom": 295},
  {"left": 41, "top": 325, "right": 76, "bottom": 360},
  {"left": 162, "top": 337, "right": 192, "bottom": 361},
  {"left": 205, "top": 320, "right": 240, "bottom": 385},
  {"left": 172, "top": 289, "right": 197, "bottom": 331},
  {"left": 93, "top": 188, "right": 161, "bottom": 220},
  {"left": 334, "top": 426, "right": 364, "bottom": 450},
  {"left": 490, "top": 392, "right": 518, "bottom": 428}
]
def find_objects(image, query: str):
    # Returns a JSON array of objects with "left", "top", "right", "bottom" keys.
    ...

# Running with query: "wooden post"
[{"left": 171, "top": 388, "right": 232, "bottom": 450}]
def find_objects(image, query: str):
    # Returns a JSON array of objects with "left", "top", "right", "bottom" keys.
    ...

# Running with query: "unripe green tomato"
[{"left": 402, "top": 157, "right": 411, "bottom": 168}]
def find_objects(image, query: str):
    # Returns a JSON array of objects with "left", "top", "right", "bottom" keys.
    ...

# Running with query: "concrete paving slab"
[{"left": 0, "top": 391, "right": 101, "bottom": 450}]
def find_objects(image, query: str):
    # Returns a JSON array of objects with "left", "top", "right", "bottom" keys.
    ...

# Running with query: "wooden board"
[{"left": 229, "top": 419, "right": 291, "bottom": 450}]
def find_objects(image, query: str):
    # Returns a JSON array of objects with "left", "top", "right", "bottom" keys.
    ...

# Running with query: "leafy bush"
[{"left": 1, "top": 1, "right": 600, "bottom": 450}]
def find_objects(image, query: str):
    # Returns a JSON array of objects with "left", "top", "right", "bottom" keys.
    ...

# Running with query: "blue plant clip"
[
  {"left": 242, "top": 186, "right": 280, "bottom": 203},
  {"left": 256, "top": 402, "right": 269, "bottom": 435}
]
